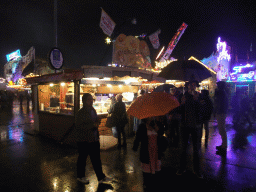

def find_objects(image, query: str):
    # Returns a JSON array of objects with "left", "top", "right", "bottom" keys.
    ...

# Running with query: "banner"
[
  {"left": 113, "top": 34, "right": 151, "bottom": 69},
  {"left": 99, "top": 9, "right": 116, "bottom": 37},
  {"left": 149, "top": 29, "right": 161, "bottom": 49},
  {"left": 160, "top": 23, "right": 187, "bottom": 61}
]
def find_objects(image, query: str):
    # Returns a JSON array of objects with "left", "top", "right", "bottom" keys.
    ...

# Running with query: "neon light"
[
  {"left": 156, "top": 46, "right": 165, "bottom": 60},
  {"left": 160, "top": 23, "right": 188, "bottom": 61},
  {"left": 189, "top": 56, "right": 217, "bottom": 74},
  {"left": 229, "top": 63, "right": 256, "bottom": 82},
  {"left": 6, "top": 50, "right": 21, "bottom": 62},
  {"left": 217, "top": 37, "right": 231, "bottom": 63}
]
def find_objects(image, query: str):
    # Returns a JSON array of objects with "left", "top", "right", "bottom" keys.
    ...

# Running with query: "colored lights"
[
  {"left": 217, "top": 37, "right": 231, "bottom": 63},
  {"left": 6, "top": 49, "right": 21, "bottom": 62},
  {"left": 228, "top": 63, "right": 256, "bottom": 82}
]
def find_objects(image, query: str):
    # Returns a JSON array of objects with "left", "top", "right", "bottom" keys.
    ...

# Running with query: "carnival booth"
[{"left": 26, "top": 67, "right": 162, "bottom": 147}]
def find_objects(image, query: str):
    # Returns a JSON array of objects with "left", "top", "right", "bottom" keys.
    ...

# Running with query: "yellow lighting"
[
  {"left": 105, "top": 37, "right": 112, "bottom": 44},
  {"left": 118, "top": 84, "right": 123, "bottom": 87},
  {"left": 188, "top": 56, "right": 217, "bottom": 74},
  {"left": 155, "top": 59, "right": 176, "bottom": 70},
  {"left": 84, "top": 77, "right": 99, "bottom": 80},
  {"left": 92, "top": 84, "right": 96, "bottom": 87},
  {"left": 156, "top": 46, "right": 165, "bottom": 60},
  {"left": 107, "top": 84, "right": 112, "bottom": 87},
  {"left": 61, "top": 82, "right": 65, "bottom": 86},
  {"left": 50, "top": 83, "right": 54, "bottom": 87}
]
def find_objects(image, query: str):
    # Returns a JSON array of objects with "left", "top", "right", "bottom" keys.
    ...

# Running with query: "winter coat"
[
  {"left": 214, "top": 89, "right": 229, "bottom": 114},
  {"left": 74, "top": 106, "right": 99, "bottom": 142},
  {"left": 174, "top": 91, "right": 203, "bottom": 127},
  {"left": 132, "top": 123, "right": 165, "bottom": 164},
  {"left": 200, "top": 95, "right": 213, "bottom": 121},
  {"left": 112, "top": 101, "right": 128, "bottom": 127}
]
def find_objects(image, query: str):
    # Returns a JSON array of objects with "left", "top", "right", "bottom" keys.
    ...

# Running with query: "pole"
[{"left": 54, "top": 0, "right": 58, "bottom": 47}]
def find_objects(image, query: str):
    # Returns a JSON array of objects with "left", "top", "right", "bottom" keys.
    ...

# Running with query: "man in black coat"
[
  {"left": 174, "top": 80, "right": 203, "bottom": 178},
  {"left": 112, "top": 94, "right": 128, "bottom": 149}
]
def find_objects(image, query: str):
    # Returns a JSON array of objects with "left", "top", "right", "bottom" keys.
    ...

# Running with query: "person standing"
[
  {"left": 75, "top": 93, "right": 112, "bottom": 184},
  {"left": 112, "top": 94, "right": 128, "bottom": 149},
  {"left": 200, "top": 89, "right": 214, "bottom": 147},
  {"left": 214, "top": 81, "right": 229, "bottom": 155},
  {"left": 174, "top": 80, "right": 203, "bottom": 178},
  {"left": 19, "top": 92, "right": 23, "bottom": 106},
  {"left": 132, "top": 118, "right": 164, "bottom": 191}
]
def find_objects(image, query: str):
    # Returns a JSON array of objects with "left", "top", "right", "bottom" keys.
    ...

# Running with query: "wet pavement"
[{"left": 1, "top": 101, "right": 256, "bottom": 191}]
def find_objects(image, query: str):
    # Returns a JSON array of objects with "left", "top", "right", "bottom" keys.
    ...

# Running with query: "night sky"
[{"left": 1, "top": 0, "right": 256, "bottom": 76}]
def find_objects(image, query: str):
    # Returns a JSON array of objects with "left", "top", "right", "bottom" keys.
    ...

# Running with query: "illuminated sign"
[
  {"left": 229, "top": 64, "right": 256, "bottom": 82},
  {"left": 217, "top": 37, "right": 231, "bottom": 63},
  {"left": 6, "top": 49, "right": 21, "bottom": 62}
]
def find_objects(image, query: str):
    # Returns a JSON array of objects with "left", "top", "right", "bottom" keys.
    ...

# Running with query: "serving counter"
[{"left": 26, "top": 69, "right": 144, "bottom": 146}]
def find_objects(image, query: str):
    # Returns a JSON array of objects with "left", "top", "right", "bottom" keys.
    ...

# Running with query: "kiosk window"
[{"left": 38, "top": 82, "right": 74, "bottom": 115}]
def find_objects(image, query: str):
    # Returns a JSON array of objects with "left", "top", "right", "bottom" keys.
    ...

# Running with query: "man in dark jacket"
[
  {"left": 174, "top": 80, "right": 203, "bottom": 178},
  {"left": 112, "top": 94, "right": 128, "bottom": 149},
  {"left": 214, "top": 81, "right": 229, "bottom": 155},
  {"left": 200, "top": 90, "right": 214, "bottom": 147},
  {"left": 75, "top": 93, "right": 111, "bottom": 184}
]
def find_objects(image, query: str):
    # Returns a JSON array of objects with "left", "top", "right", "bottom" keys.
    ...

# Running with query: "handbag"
[{"left": 105, "top": 114, "right": 115, "bottom": 128}]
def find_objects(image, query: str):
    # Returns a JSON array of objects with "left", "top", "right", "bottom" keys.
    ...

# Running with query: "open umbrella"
[
  {"left": 127, "top": 92, "right": 180, "bottom": 119},
  {"left": 153, "top": 84, "right": 176, "bottom": 93},
  {"left": 157, "top": 60, "right": 212, "bottom": 82}
]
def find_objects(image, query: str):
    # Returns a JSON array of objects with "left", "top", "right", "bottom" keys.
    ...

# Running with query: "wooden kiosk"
[{"left": 26, "top": 67, "right": 163, "bottom": 147}]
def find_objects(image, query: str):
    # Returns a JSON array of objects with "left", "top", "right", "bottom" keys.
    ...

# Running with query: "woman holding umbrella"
[{"left": 132, "top": 117, "right": 166, "bottom": 191}]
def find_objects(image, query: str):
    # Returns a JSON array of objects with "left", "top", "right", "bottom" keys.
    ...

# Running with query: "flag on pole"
[
  {"left": 149, "top": 29, "right": 161, "bottom": 49},
  {"left": 99, "top": 9, "right": 116, "bottom": 37}
]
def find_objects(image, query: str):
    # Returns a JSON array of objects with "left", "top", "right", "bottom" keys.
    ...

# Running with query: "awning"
[{"left": 25, "top": 69, "right": 83, "bottom": 85}]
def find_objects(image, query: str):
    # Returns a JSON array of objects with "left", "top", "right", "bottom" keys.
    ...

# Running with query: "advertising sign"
[
  {"left": 99, "top": 9, "right": 116, "bottom": 37},
  {"left": 6, "top": 49, "right": 21, "bottom": 62},
  {"left": 112, "top": 34, "right": 151, "bottom": 69},
  {"left": 49, "top": 47, "right": 63, "bottom": 70}
]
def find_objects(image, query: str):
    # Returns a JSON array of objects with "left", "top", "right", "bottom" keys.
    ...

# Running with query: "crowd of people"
[
  {"left": 73, "top": 81, "right": 256, "bottom": 191},
  {"left": 0, "top": 90, "right": 31, "bottom": 110}
]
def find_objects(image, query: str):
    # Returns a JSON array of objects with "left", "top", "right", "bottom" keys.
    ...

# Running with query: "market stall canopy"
[
  {"left": 157, "top": 59, "right": 213, "bottom": 82},
  {"left": 25, "top": 69, "right": 83, "bottom": 84},
  {"left": 153, "top": 84, "right": 176, "bottom": 93},
  {"left": 81, "top": 65, "right": 165, "bottom": 82}
]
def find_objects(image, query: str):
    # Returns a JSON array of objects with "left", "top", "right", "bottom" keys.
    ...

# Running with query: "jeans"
[
  {"left": 77, "top": 141, "right": 105, "bottom": 180},
  {"left": 179, "top": 125, "right": 201, "bottom": 173},
  {"left": 216, "top": 113, "right": 227, "bottom": 148},
  {"left": 201, "top": 120, "right": 209, "bottom": 142},
  {"left": 116, "top": 125, "right": 127, "bottom": 146}
]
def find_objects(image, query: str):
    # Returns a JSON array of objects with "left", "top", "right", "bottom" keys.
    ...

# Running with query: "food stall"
[{"left": 26, "top": 67, "right": 162, "bottom": 146}]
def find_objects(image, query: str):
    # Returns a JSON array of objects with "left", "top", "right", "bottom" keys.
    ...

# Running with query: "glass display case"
[
  {"left": 79, "top": 83, "right": 136, "bottom": 115},
  {"left": 38, "top": 82, "right": 75, "bottom": 115}
]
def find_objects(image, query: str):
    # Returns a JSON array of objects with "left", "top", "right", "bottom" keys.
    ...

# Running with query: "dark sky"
[{"left": 1, "top": 0, "right": 256, "bottom": 76}]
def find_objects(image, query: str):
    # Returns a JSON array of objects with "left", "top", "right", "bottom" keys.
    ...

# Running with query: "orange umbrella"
[{"left": 127, "top": 92, "right": 180, "bottom": 119}]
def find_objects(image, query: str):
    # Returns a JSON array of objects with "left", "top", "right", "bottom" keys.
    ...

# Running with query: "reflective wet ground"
[{"left": 1, "top": 101, "right": 256, "bottom": 191}]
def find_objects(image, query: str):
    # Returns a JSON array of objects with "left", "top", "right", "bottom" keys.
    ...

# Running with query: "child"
[{"left": 132, "top": 118, "right": 164, "bottom": 190}]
